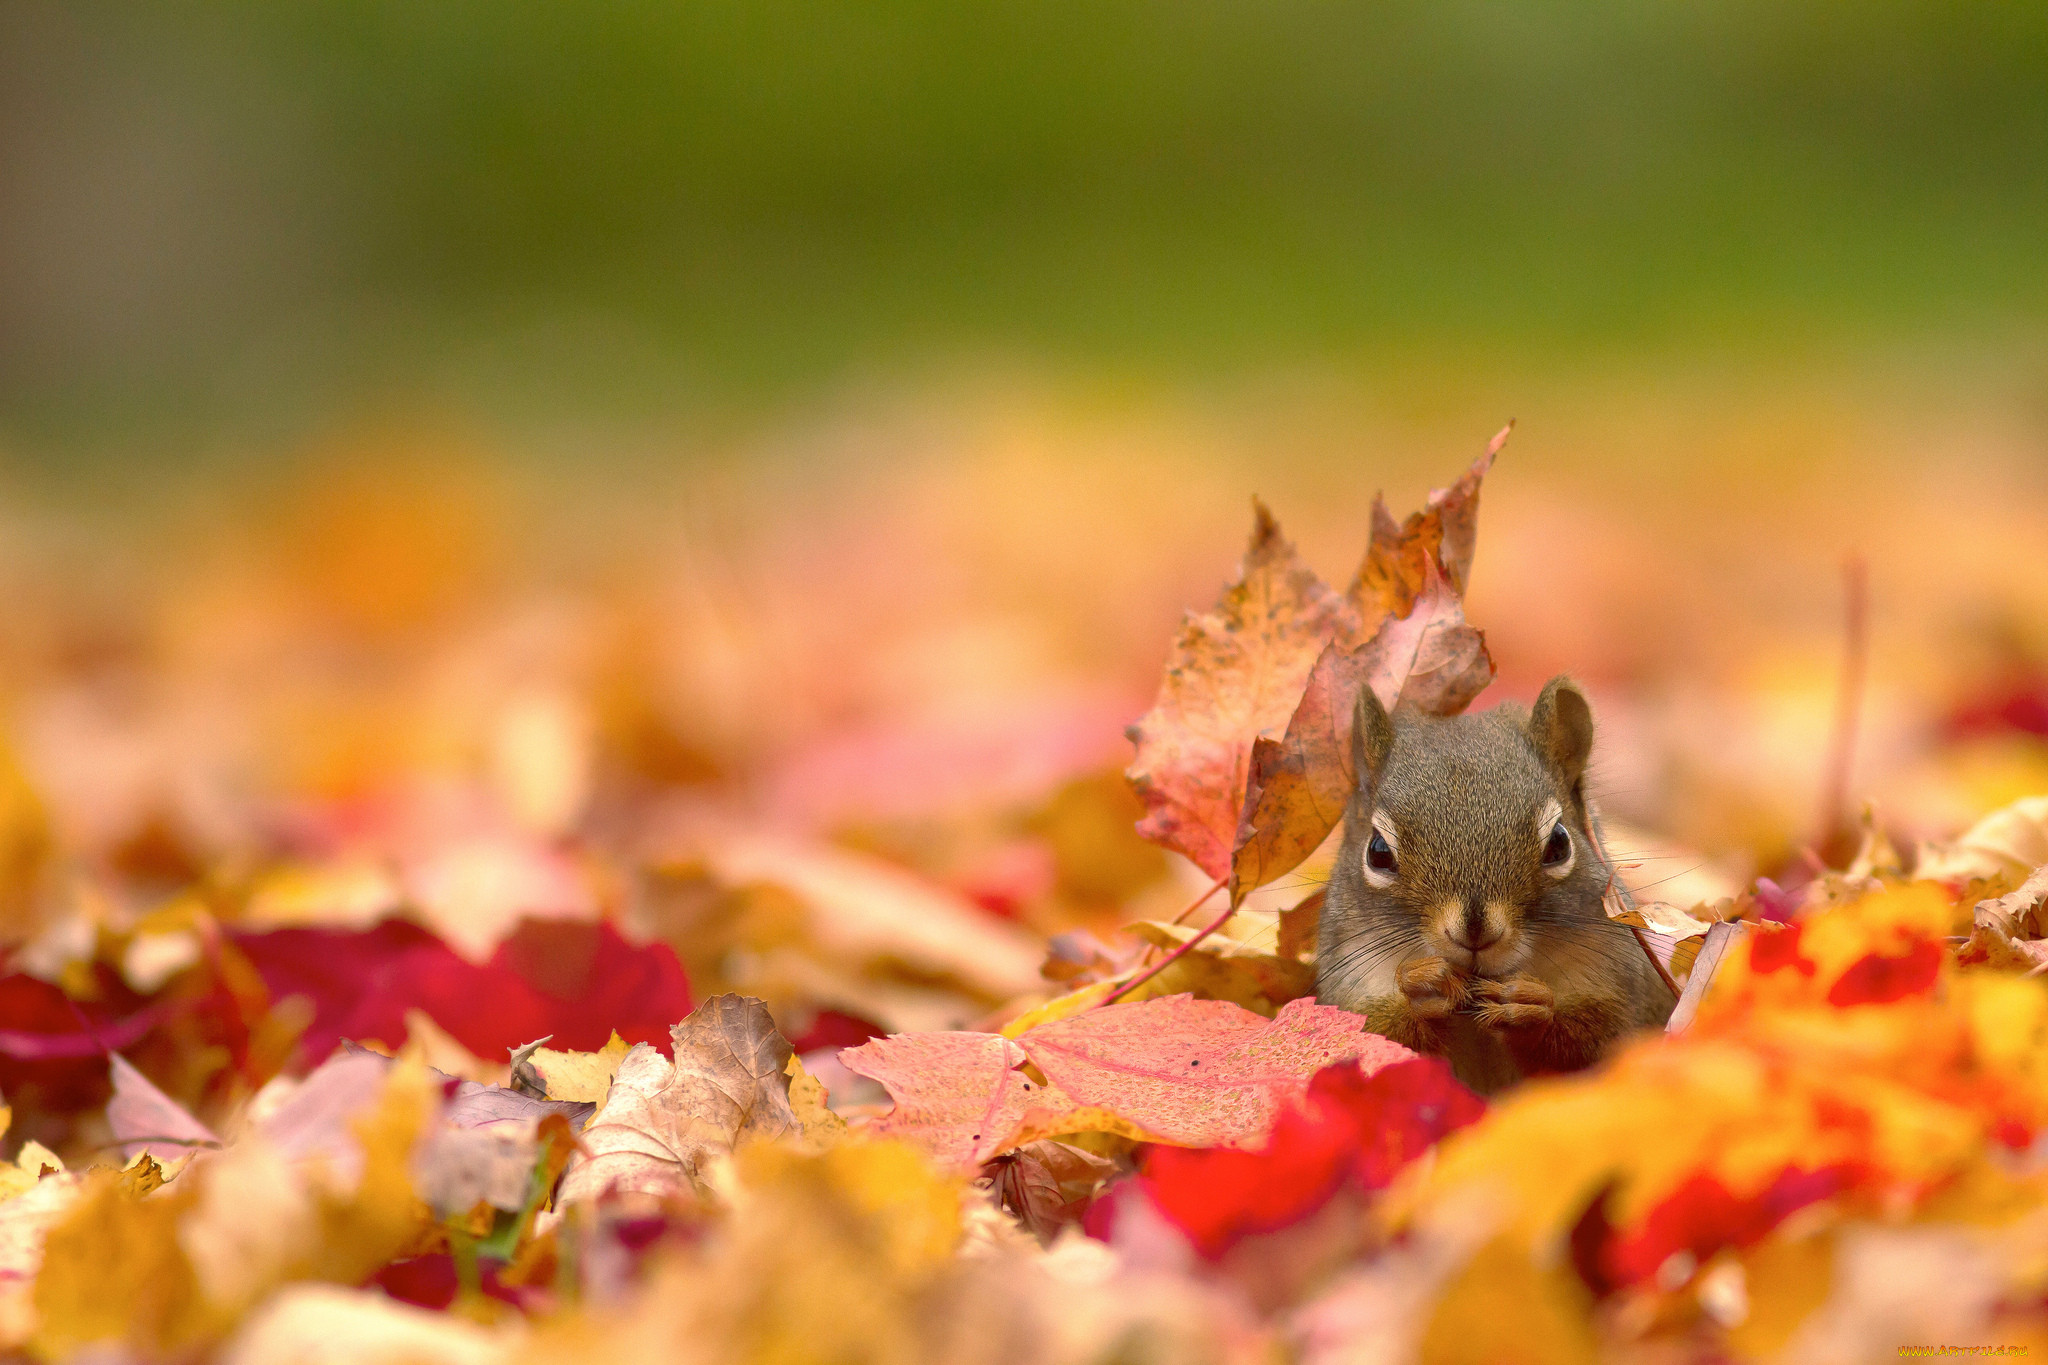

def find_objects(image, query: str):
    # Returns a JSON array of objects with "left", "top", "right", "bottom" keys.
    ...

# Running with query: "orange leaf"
[
  {"left": 1232, "top": 559, "right": 1494, "bottom": 902},
  {"left": 1126, "top": 501, "right": 1360, "bottom": 880},
  {"left": 1347, "top": 425, "right": 1506, "bottom": 621}
]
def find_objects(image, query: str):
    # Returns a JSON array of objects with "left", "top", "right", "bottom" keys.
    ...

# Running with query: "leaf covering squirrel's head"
[{"left": 1338, "top": 676, "right": 1608, "bottom": 981}]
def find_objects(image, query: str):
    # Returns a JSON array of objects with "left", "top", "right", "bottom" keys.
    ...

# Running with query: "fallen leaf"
[
  {"left": 1141, "top": 1057, "right": 1484, "bottom": 1258},
  {"left": 784, "top": 1054, "right": 848, "bottom": 1145},
  {"left": 517, "top": 1030, "right": 630, "bottom": 1103},
  {"left": 1350, "top": 557, "right": 1495, "bottom": 719},
  {"left": 986, "top": 1140, "right": 1116, "bottom": 1244},
  {"left": 107, "top": 1053, "right": 220, "bottom": 1162},
  {"left": 1021, "top": 995, "right": 1408, "bottom": 1149},
  {"left": 837, "top": 1030, "right": 1087, "bottom": 1169},
  {"left": 0, "top": 1172, "right": 82, "bottom": 1348},
  {"left": 236, "top": 917, "right": 692, "bottom": 1070},
  {"left": 1226, "top": 492, "right": 1496, "bottom": 904},
  {"left": 221, "top": 1283, "right": 517, "bottom": 1365},
  {"left": 1232, "top": 640, "right": 1375, "bottom": 903},
  {"left": 1122, "top": 920, "right": 1316, "bottom": 1015},
  {"left": 556, "top": 994, "right": 799, "bottom": 1206},
  {"left": 1126, "top": 501, "right": 1361, "bottom": 882},
  {"left": 410, "top": 1121, "right": 543, "bottom": 1218},
  {"left": 399, "top": 1008, "right": 507, "bottom": 1085},
  {"left": 1915, "top": 794, "right": 2048, "bottom": 885}
]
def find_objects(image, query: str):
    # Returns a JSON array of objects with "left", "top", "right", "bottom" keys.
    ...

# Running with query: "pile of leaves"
[{"left": 2, "top": 437, "right": 2048, "bottom": 1363}]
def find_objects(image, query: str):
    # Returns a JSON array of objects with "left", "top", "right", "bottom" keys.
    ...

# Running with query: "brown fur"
[{"left": 1315, "top": 677, "right": 1673, "bottom": 1094}]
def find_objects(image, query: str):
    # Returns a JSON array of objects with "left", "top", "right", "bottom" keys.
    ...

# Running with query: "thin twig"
[
  {"left": 1105, "top": 894, "right": 1238, "bottom": 1005},
  {"left": 1168, "top": 877, "right": 1228, "bottom": 927},
  {"left": 1628, "top": 924, "right": 1685, "bottom": 1002},
  {"left": 1816, "top": 554, "right": 1870, "bottom": 855}
]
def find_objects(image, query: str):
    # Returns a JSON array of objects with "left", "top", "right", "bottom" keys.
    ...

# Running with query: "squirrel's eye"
[
  {"left": 1366, "top": 830, "right": 1397, "bottom": 875},
  {"left": 1542, "top": 822, "right": 1573, "bottom": 867}
]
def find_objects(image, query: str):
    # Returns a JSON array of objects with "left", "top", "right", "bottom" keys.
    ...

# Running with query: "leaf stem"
[
  {"left": 1167, "top": 876, "right": 1228, "bottom": 927},
  {"left": 1105, "top": 884, "right": 1234, "bottom": 1006},
  {"left": 1815, "top": 554, "right": 1869, "bottom": 857}
]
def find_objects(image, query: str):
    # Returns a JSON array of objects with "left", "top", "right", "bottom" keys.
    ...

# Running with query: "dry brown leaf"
[
  {"left": 1127, "top": 501, "right": 1361, "bottom": 883},
  {"left": 985, "top": 1140, "right": 1117, "bottom": 1245},
  {"left": 1963, "top": 864, "right": 2048, "bottom": 972},
  {"left": 556, "top": 994, "right": 799, "bottom": 1206},
  {"left": 1347, "top": 430, "right": 1504, "bottom": 620}
]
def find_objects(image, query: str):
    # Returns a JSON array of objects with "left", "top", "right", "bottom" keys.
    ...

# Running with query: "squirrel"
[{"left": 1315, "top": 676, "right": 1674, "bottom": 1094}]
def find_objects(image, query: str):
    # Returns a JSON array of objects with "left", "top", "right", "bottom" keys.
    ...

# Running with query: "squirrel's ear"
[
  {"left": 1529, "top": 676, "right": 1594, "bottom": 786},
  {"left": 1351, "top": 683, "right": 1395, "bottom": 786}
]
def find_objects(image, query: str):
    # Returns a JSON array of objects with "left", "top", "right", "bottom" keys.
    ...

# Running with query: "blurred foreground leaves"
[{"left": 3, "top": 435, "right": 2048, "bottom": 1362}]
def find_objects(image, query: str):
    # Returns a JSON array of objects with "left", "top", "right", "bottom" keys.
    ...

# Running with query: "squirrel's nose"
[{"left": 1446, "top": 905, "right": 1503, "bottom": 952}]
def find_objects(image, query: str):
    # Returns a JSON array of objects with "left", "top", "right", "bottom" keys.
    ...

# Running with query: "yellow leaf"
[
  {"left": 523, "top": 1030, "right": 629, "bottom": 1103},
  {"left": 784, "top": 1054, "right": 848, "bottom": 1146},
  {"left": 999, "top": 980, "right": 1117, "bottom": 1038},
  {"left": 16, "top": 1141, "right": 61, "bottom": 1177}
]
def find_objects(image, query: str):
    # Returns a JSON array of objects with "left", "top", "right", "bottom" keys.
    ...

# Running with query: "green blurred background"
[{"left": 2, "top": 0, "right": 2046, "bottom": 457}]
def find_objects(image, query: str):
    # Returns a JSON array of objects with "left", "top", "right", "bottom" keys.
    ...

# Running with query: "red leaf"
[
  {"left": 841, "top": 995, "right": 1412, "bottom": 1170},
  {"left": 236, "top": 918, "right": 691, "bottom": 1069},
  {"left": 1602, "top": 1165, "right": 1853, "bottom": 1286},
  {"left": 1747, "top": 922, "right": 1815, "bottom": 976},
  {"left": 1138, "top": 1056, "right": 1485, "bottom": 1258},
  {"left": 1826, "top": 937, "right": 1944, "bottom": 1006}
]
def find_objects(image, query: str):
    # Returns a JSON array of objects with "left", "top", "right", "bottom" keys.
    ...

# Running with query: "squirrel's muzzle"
[{"left": 1436, "top": 897, "right": 1511, "bottom": 965}]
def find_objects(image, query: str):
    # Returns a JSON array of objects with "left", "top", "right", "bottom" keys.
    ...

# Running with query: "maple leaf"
[
  {"left": 1023, "top": 995, "right": 1412, "bottom": 1148},
  {"left": 845, "top": 994, "right": 1410, "bottom": 1169},
  {"left": 556, "top": 994, "right": 802, "bottom": 1206},
  {"left": 1138, "top": 1057, "right": 1484, "bottom": 1259},
  {"left": 836, "top": 1030, "right": 1092, "bottom": 1168},
  {"left": 1233, "top": 529, "right": 1494, "bottom": 903},
  {"left": 1125, "top": 501, "right": 1361, "bottom": 883},
  {"left": 236, "top": 917, "right": 692, "bottom": 1071},
  {"left": 1347, "top": 428, "right": 1504, "bottom": 621}
]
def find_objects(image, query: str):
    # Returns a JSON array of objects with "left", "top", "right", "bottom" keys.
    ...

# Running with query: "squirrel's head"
[{"left": 1340, "top": 676, "right": 1605, "bottom": 979}]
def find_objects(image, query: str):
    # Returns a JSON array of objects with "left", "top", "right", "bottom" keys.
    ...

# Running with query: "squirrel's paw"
[
  {"left": 1396, "top": 955, "right": 1468, "bottom": 1021},
  {"left": 1468, "top": 974, "right": 1555, "bottom": 1032}
]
